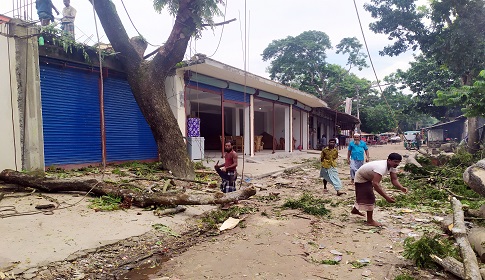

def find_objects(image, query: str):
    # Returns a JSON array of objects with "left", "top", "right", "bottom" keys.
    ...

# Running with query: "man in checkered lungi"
[
  {"left": 214, "top": 140, "right": 238, "bottom": 209},
  {"left": 61, "top": 0, "right": 77, "bottom": 39}
]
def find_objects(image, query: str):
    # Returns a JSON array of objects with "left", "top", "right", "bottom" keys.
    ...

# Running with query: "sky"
[{"left": 1, "top": 0, "right": 420, "bottom": 83}]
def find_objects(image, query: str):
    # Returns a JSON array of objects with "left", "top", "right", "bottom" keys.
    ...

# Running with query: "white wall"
[
  {"left": 0, "top": 22, "right": 22, "bottom": 171},
  {"left": 165, "top": 71, "right": 187, "bottom": 137}
]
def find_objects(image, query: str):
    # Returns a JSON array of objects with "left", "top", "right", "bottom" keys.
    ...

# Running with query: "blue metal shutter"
[
  {"left": 103, "top": 77, "right": 158, "bottom": 162},
  {"left": 40, "top": 64, "right": 102, "bottom": 166},
  {"left": 223, "top": 88, "right": 250, "bottom": 103}
]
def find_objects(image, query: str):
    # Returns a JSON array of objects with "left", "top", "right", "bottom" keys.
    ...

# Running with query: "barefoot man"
[
  {"left": 214, "top": 140, "right": 238, "bottom": 209},
  {"left": 320, "top": 138, "right": 345, "bottom": 196},
  {"left": 351, "top": 153, "right": 408, "bottom": 226}
]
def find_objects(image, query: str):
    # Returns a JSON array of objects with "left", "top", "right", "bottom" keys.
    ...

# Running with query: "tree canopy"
[{"left": 261, "top": 31, "right": 370, "bottom": 108}]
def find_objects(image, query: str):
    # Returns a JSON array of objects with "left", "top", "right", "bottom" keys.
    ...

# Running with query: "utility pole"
[{"left": 355, "top": 86, "right": 361, "bottom": 133}]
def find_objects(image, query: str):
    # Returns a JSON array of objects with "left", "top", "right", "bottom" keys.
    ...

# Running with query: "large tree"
[
  {"left": 261, "top": 31, "right": 370, "bottom": 108},
  {"left": 396, "top": 54, "right": 462, "bottom": 120},
  {"left": 364, "top": 0, "right": 485, "bottom": 152},
  {"left": 89, "top": 0, "right": 223, "bottom": 178}
]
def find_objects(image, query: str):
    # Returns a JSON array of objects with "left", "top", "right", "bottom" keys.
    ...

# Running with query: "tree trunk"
[
  {"left": 468, "top": 117, "right": 481, "bottom": 154},
  {"left": 468, "top": 228, "right": 485, "bottom": 263},
  {"left": 126, "top": 62, "right": 195, "bottom": 179},
  {"left": 0, "top": 169, "right": 256, "bottom": 208},
  {"left": 431, "top": 255, "right": 485, "bottom": 279},
  {"left": 90, "top": 0, "right": 200, "bottom": 179},
  {"left": 451, "top": 197, "right": 482, "bottom": 280}
]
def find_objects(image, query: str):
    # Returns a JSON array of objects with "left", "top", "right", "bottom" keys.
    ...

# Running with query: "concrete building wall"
[
  {"left": 10, "top": 20, "right": 44, "bottom": 170},
  {"left": 166, "top": 72, "right": 187, "bottom": 137},
  {"left": 0, "top": 21, "right": 22, "bottom": 171}
]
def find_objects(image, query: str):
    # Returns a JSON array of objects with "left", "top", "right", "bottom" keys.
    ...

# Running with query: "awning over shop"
[
  {"left": 179, "top": 56, "right": 327, "bottom": 109},
  {"left": 312, "top": 107, "right": 360, "bottom": 130}
]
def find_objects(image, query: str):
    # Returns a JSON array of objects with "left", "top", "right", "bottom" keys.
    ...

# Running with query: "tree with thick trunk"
[{"left": 88, "top": 0, "right": 222, "bottom": 179}]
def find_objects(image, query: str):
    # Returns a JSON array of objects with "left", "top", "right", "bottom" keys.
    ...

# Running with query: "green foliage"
[
  {"left": 394, "top": 275, "right": 416, "bottom": 280},
  {"left": 200, "top": 206, "right": 255, "bottom": 230},
  {"left": 283, "top": 193, "right": 330, "bottom": 216},
  {"left": 335, "top": 37, "right": 368, "bottom": 71},
  {"left": 117, "top": 161, "right": 160, "bottom": 176},
  {"left": 193, "top": 161, "right": 207, "bottom": 170},
  {"left": 364, "top": 0, "right": 485, "bottom": 121},
  {"left": 261, "top": 30, "right": 371, "bottom": 109},
  {"left": 349, "top": 260, "right": 368, "bottom": 268},
  {"left": 153, "top": 0, "right": 223, "bottom": 35},
  {"left": 403, "top": 234, "right": 459, "bottom": 269},
  {"left": 152, "top": 224, "right": 180, "bottom": 237},
  {"left": 435, "top": 70, "right": 485, "bottom": 118},
  {"left": 89, "top": 195, "right": 122, "bottom": 211},
  {"left": 311, "top": 258, "right": 340, "bottom": 265}
]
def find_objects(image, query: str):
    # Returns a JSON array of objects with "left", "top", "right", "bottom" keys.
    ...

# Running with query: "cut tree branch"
[
  {"left": 201, "top": 18, "right": 236, "bottom": 27},
  {"left": 0, "top": 169, "right": 256, "bottom": 208},
  {"left": 451, "top": 197, "right": 482, "bottom": 280}
]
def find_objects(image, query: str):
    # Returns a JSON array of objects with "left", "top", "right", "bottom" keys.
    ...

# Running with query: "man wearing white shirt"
[{"left": 351, "top": 153, "right": 408, "bottom": 226}]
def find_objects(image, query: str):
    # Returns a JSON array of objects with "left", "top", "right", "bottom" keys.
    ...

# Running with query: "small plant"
[
  {"left": 311, "top": 257, "right": 339, "bottom": 265},
  {"left": 112, "top": 168, "right": 128, "bottom": 176},
  {"left": 89, "top": 195, "right": 122, "bottom": 211},
  {"left": 394, "top": 274, "right": 416, "bottom": 280},
  {"left": 403, "top": 234, "right": 459, "bottom": 268},
  {"left": 193, "top": 161, "right": 207, "bottom": 170},
  {"left": 349, "top": 260, "right": 368, "bottom": 268},
  {"left": 152, "top": 224, "right": 180, "bottom": 237},
  {"left": 283, "top": 193, "right": 330, "bottom": 216},
  {"left": 200, "top": 206, "right": 255, "bottom": 230}
]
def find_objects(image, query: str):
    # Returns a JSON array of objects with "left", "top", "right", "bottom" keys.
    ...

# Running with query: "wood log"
[
  {"left": 431, "top": 255, "right": 485, "bottom": 279},
  {"left": 432, "top": 255, "right": 485, "bottom": 279},
  {"left": 154, "top": 205, "right": 186, "bottom": 216},
  {"left": 451, "top": 197, "right": 482, "bottom": 280},
  {"left": 468, "top": 227, "right": 485, "bottom": 262},
  {"left": 467, "top": 204, "right": 485, "bottom": 219},
  {"left": 440, "top": 215, "right": 454, "bottom": 235},
  {"left": 0, "top": 169, "right": 256, "bottom": 208}
]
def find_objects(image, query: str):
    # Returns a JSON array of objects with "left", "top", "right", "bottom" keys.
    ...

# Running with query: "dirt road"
[{"left": 143, "top": 144, "right": 443, "bottom": 280}]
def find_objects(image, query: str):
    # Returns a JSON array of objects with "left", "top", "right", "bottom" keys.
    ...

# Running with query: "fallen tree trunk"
[
  {"left": 0, "top": 169, "right": 256, "bottom": 208},
  {"left": 468, "top": 228, "right": 485, "bottom": 263},
  {"left": 451, "top": 197, "right": 482, "bottom": 280},
  {"left": 431, "top": 255, "right": 485, "bottom": 279}
]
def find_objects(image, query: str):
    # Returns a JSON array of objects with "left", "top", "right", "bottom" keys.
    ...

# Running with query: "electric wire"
[
  {"left": 207, "top": 0, "right": 228, "bottom": 58},
  {"left": 352, "top": 0, "right": 402, "bottom": 134},
  {"left": 119, "top": 0, "right": 160, "bottom": 47}
]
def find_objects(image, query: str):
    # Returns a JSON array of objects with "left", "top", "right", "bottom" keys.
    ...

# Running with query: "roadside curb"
[{"left": 248, "top": 162, "right": 313, "bottom": 180}]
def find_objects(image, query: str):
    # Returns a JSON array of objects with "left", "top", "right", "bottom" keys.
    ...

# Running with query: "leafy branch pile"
[{"left": 378, "top": 149, "right": 484, "bottom": 210}]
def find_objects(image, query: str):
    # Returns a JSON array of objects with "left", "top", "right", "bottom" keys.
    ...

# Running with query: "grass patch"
[
  {"left": 152, "top": 224, "right": 180, "bottom": 237},
  {"left": 311, "top": 257, "right": 340, "bottom": 265},
  {"left": 89, "top": 195, "right": 122, "bottom": 211},
  {"left": 394, "top": 275, "right": 416, "bottom": 280},
  {"left": 283, "top": 193, "right": 330, "bottom": 216},
  {"left": 403, "top": 234, "right": 459, "bottom": 269},
  {"left": 200, "top": 206, "right": 256, "bottom": 230}
]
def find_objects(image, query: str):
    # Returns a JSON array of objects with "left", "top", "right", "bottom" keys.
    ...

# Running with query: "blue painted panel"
[
  {"left": 103, "top": 77, "right": 158, "bottom": 162},
  {"left": 223, "top": 88, "right": 250, "bottom": 103},
  {"left": 40, "top": 64, "right": 102, "bottom": 166},
  {"left": 187, "top": 81, "right": 222, "bottom": 93}
]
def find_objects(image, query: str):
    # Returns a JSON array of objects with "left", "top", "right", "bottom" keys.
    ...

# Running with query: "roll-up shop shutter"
[
  {"left": 103, "top": 77, "right": 158, "bottom": 162},
  {"left": 40, "top": 63, "right": 102, "bottom": 166}
]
